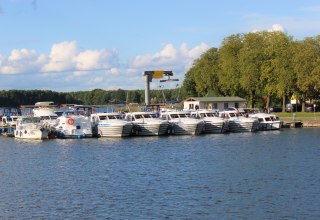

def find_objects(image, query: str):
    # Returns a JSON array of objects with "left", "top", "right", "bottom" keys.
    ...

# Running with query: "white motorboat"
[
  {"left": 191, "top": 110, "right": 228, "bottom": 134},
  {"left": 0, "top": 107, "right": 21, "bottom": 136},
  {"left": 14, "top": 116, "right": 49, "bottom": 140},
  {"left": 219, "top": 110, "right": 259, "bottom": 132},
  {"left": 91, "top": 112, "right": 133, "bottom": 137},
  {"left": 0, "top": 115, "right": 18, "bottom": 136},
  {"left": 249, "top": 113, "right": 282, "bottom": 130},
  {"left": 124, "top": 112, "right": 170, "bottom": 136},
  {"left": 33, "top": 101, "right": 59, "bottom": 127},
  {"left": 160, "top": 110, "right": 205, "bottom": 135},
  {"left": 54, "top": 111, "right": 92, "bottom": 138}
]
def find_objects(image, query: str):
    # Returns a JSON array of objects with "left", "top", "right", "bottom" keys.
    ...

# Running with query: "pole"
[{"left": 144, "top": 74, "right": 151, "bottom": 105}]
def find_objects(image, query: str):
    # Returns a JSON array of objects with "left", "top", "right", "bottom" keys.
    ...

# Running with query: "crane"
[{"left": 143, "top": 70, "right": 179, "bottom": 105}]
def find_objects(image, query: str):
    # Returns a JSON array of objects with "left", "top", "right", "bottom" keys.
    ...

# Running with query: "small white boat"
[
  {"left": 0, "top": 115, "right": 18, "bottom": 136},
  {"left": 249, "top": 113, "right": 282, "bottom": 130},
  {"left": 125, "top": 112, "right": 170, "bottom": 136},
  {"left": 219, "top": 110, "right": 259, "bottom": 132},
  {"left": 33, "top": 102, "right": 59, "bottom": 127},
  {"left": 0, "top": 107, "right": 21, "bottom": 136},
  {"left": 191, "top": 110, "right": 228, "bottom": 134},
  {"left": 91, "top": 112, "right": 133, "bottom": 137},
  {"left": 14, "top": 116, "right": 49, "bottom": 140},
  {"left": 54, "top": 112, "right": 92, "bottom": 138},
  {"left": 160, "top": 110, "right": 205, "bottom": 135}
]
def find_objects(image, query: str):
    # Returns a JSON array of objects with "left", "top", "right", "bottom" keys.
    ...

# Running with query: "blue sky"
[{"left": 1, "top": 0, "right": 320, "bottom": 92}]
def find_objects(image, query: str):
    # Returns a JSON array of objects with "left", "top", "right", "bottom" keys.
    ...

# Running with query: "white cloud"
[
  {"left": 109, "top": 68, "right": 120, "bottom": 75},
  {"left": 42, "top": 41, "right": 79, "bottom": 72},
  {"left": 89, "top": 76, "right": 104, "bottom": 84},
  {"left": 0, "top": 48, "right": 47, "bottom": 74},
  {"left": 268, "top": 24, "right": 286, "bottom": 32},
  {"left": 0, "top": 41, "right": 208, "bottom": 90},
  {"left": 130, "top": 43, "right": 209, "bottom": 70},
  {"left": 252, "top": 24, "right": 286, "bottom": 33},
  {"left": 42, "top": 41, "right": 118, "bottom": 73},
  {"left": 73, "top": 71, "right": 90, "bottom": 77}
]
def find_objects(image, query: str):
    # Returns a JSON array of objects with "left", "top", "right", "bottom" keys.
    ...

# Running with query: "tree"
[
  {"left": 219, "top": 34, "right": 244, "bottom": 96},
  {"left": 238, "top": 32, "right": 265, "bottom": 108},
  {"left": 292, "top": 36, "right": 320, "bottom": 111},
  {"left": 259, "top": 31, "right": 294, "bottom": 112}
]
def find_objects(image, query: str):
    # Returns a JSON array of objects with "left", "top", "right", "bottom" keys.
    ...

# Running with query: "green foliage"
[{"left": 182, "top": 31, "right": 320, "bottom": 109}]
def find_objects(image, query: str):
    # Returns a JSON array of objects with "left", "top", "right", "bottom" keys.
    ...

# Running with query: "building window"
[
  {"left": 235, "top": 102, "right": 239, "bottom": 108},
  {"left": 224, "top": 103, "right": 228, "bottom": 109},
  {"left": 213, "top": 103, "right": 218, "bottom": 109},
  {"left": 189, "top": 104, "right": 194, "bottom": 109}
]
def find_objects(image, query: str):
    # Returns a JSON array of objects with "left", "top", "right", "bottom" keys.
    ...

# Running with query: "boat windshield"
[
  {"left": 265, "top": 117, "right": 272, "bottom": 121},
  {"left": 107, "top": 115, "right": 121, "bottom": 120},
  {"left": 22, "top": 117, "right": 41, "bottom": 124},
  {"left": 134, "top": 115, "right": 143, "bottom": 119},
  {"left": 142, "top": 114, "right": 157, "bottom": 118}
]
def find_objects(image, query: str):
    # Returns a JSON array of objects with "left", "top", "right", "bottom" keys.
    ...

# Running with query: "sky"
[{"left": 1, "top": 0, "right": 320, "bottom": 92}]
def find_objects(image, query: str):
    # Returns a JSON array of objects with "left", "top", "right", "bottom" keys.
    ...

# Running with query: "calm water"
[{"left": 0, "top": 128, "right": 319, "bottom": 219}]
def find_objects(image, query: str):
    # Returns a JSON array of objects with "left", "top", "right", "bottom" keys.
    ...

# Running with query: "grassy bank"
[{"left": 275, "top": 112, "right": 320, "bottom": 123}]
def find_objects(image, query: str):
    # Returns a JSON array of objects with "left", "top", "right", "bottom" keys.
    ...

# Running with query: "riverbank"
[{"left": 280, "top": 117, "right": 320, "bottom": 127}]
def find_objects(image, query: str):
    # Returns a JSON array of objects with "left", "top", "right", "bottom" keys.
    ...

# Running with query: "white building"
[{"left": 183, "top": 97, "right": 247, "bottom": 111}]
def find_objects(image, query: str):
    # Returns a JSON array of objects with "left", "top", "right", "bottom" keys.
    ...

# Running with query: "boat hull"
[
  {"left": 169, "top": 122, "right": 205, "bottom": 135},
  {"left": 204, "top": 121, "right": 228, "bottom": 134},
  {"left": 228, "top": 121, "right": 259, "bottom": 132},
  {"left": 54, "top": 129, "right": 92, "bottom": 139},
  {"left": 14, "top": 128, "right": 49, "bottom": 140},
  {"left": 132, "top": 123, "right": 169, "bottom": 136},
  {"left": 97, "top": 123, "right": 133, "bottom": 137},
  {"left": 259, "top": 122, "right": 282, "bottom": 130}
]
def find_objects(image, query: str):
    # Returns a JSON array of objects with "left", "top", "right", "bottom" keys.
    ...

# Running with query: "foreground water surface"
[{"left": 0, "top": 128, "right": 319, "bottom": 219}]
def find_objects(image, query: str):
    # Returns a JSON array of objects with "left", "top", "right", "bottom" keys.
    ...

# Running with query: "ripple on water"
[{"left": 0, "top": 129, "right": 320, "bottom": 219}]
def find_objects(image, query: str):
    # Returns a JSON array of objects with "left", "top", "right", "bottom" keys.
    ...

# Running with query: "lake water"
[{"left": 0, "top": 128, "right": 319, "bottom": 219}]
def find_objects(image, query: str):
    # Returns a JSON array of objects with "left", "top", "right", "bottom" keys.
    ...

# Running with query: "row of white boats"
[{"left": 0, "top": 102, "right": 283, "bottom": 140}]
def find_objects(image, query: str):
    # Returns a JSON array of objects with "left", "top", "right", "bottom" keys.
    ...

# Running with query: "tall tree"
[
  {"left": 292, "top": 36, "right": 320, "bottom": 111},
  {"left": 238, "top": 32, "right": 265, "bottom": 108},
  {"left": 219, "top": 34, "right": 244, "bottom": 96},
  {"left": 260, "top": 31, "right": 294, "bottom": 111}
]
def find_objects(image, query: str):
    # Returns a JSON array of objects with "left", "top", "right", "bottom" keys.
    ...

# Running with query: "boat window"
[
  {"left": 100, "top": 116, "right": 107, "bottom": 120},
  {"left": 265, "top": 117, "right": 271, "bottom": 121},
  {"left": 258, "top": 118, "right": 264, "bottom": 122},
  {"left": 171, "top": 114, "right": 179, "bottom": 118},
  {"left": 229, "top": 113, "right": 236, "bottom": 117},
  {"left": 51, "top": 116, "right": 58, "bottom": 120},
  {"left": 135, "top": 115, "right": 142, "bottom": 119}
]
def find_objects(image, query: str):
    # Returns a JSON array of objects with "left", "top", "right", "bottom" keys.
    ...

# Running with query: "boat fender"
[{"left": 68, "top": 118, "right": 75, "bottom": 125}]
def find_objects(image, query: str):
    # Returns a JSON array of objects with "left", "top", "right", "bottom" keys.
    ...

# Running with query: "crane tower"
[{"left": 143, "top": 70, "right": 179, "bottom": 105}]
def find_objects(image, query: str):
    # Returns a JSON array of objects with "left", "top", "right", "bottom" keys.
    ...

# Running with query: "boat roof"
[{"left": 35, "top": 101, "right": 55, "bottom": 107}]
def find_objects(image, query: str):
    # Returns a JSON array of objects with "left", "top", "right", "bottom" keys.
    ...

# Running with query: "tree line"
[
  {"left": 0, "top": 88, "right": 181, "bottom": 107},
  {"left": 181, "top": 31, "right": 320, "bottom": 112}
]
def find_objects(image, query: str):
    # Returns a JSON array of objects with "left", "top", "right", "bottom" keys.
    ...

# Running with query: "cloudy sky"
[{"left": 1, "top": 0, "right": 320, "bottom": 92}]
